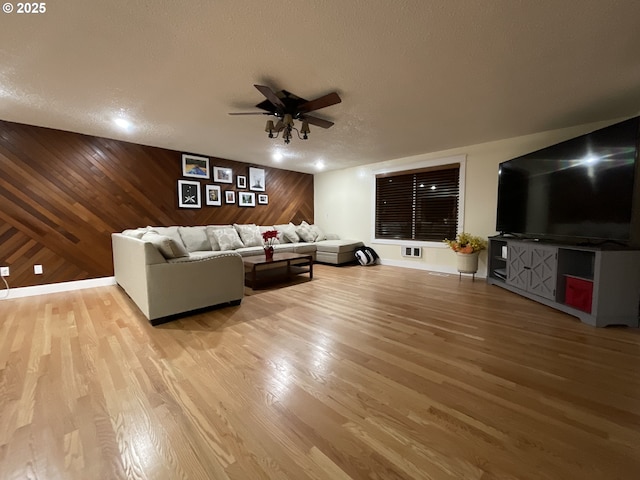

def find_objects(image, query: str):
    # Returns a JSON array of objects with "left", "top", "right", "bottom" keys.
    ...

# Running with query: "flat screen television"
[{"left": 496, "top": 116, "right": 640, "bottom": 245}]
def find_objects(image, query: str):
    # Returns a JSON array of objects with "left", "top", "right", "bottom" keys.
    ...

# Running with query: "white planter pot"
[{"left": 456, "top": 252, "right": 479, "bottom": 274}]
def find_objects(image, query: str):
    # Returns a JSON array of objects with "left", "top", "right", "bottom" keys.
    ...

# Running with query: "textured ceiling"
[{"left": 1, "top": 0, "right": 639, "bottom": 173}]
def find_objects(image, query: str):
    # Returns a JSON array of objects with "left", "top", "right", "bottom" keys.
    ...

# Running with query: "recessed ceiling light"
[
  {"left": 315, "top": 161, "right": 325, "bottom": 170},
  {"left": 272, "top": 152, "right": 283, "bottom": 162}
]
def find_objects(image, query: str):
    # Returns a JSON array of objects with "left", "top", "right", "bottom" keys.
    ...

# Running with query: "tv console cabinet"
[{"left": 487, "top": 236, "right": 640, "bottom": 327}]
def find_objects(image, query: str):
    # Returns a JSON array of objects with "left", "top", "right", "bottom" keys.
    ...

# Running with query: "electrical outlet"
[
  {"left": 0, "top": 266, "right": 9, "bottom": 277},
  {"left": 34, "top": 264, "right": 43, "bottom": 275}
]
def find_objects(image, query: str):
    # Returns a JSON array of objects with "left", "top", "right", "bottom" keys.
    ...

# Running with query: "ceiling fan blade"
[
  {"left": 254, "top": 84, "right": 286, "bottom": 109},
  {"left": 297, "top": 92, "right": 341, "bottom": 114},
  {"left": 228, "top": 112, "right": 270, "bottom": 115},
  {"left": 303, "top": 115, "right": 334, "bottom": 129}
]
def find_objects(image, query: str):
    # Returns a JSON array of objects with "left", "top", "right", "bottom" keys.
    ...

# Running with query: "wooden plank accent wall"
[{"left": 0, "top": 120, "right": 314, "bottom": 288}]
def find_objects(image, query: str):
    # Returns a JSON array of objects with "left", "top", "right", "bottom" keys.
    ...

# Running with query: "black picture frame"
[
  {"left": 178, "top": 180, "right": 201, "bottom": 208},
  {"left": 239, "top": 192, "right": 256, "bottom": 207}
]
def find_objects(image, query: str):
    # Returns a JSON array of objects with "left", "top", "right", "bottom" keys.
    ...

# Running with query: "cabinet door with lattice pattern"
[
  {"left": 506, "top": 243, "right": 529, "bottom": 290},
  {"left": 528, "top": 245, "right": 558, "bottom": 300}
]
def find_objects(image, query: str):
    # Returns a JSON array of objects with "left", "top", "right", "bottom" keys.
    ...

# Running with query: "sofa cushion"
[
  {"left": 205, "top": 225, "right": 232, "bottom": 251},
  {"left": 150, "top": 226, "right": 186, "bottom": 250},
  {"left": 273, "top": 244, "right": 294, "bottom": 253},
  {"left": 273, "top": 224, "right": 290, "bottom": 244},
  {"left": 169, "top": 251, "right": 232, "bottom": 262},
  {"left": 310, "top": 224, "right": 326, "bottom": 241},
  {"left": 179, "top": 226, "right": 211, "bottom": 252},
  {"left": 212, "top": 227, "right": 244, "bottom": 250},
  {"left": 292, "top": 242, "right": 317, "bottom": 254},
  {"left": 275, "top": 222, "right": 300, "bottom": 243},
  {"left": 296, "top": 222, "right": 316, "bottom": 242},
  {"left": 316, "top": 239, "right": 364, "bottom": 253},
  {"left": 236, "top": 246, "right": 267, "bottom": 257},
  {"left": 141, "top": 232, "right": 189, "bottom": 259},
  {"left": 122, "top": 227, "right": 148, "bottom": 239},
  {"left": 234, "top": 224, "right": 264, "bottom": 247}
]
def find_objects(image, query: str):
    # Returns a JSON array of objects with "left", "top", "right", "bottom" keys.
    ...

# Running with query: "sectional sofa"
[{"left": 111, "top": 222, "right": 363, "bottom": 323}]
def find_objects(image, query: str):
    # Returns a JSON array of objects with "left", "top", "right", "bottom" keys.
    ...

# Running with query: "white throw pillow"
[
  {"left": 310, "top": 224, "right": 326, "bottom": 241},
  {"left": 212, "top": 228, "right": 244, "bottom": 251},
  {"left": 178, "top": 226, "right": 211, "bottom": 252},
  {"left": 296, "top": 222, "right": 316, "bottom": 242},
  {"left": 149, "top": 226, "right": 186, "bottom": 250},
  {"left": 205, "top": 225, "right": 232, "bottom": 251},
  {"left": 276, "top": 222, "right": 300, "bottom": 243},
  {"left": 274, "top": 224, "right": 292, "bottom": 244},
  {"left": 233, "top": 224, "right": 264, "bottom": 247},
  {"left": 141, "top": 232, "right": 189, "bottom": 259}
]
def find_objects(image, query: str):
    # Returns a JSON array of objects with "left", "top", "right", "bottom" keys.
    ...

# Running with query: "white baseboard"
[
  {"left": 0, "top": 276, "right": 117, "bottom": 300},
  {"left": 379, "top": 258, "right": 486, "bottom": 279}
]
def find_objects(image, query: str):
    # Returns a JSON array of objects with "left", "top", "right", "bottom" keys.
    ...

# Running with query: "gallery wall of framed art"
[
  {"left": 179, "top": 158, "right": 276, "bottom": 212},
  {"left": 175, "top": 152, "right": 311, "bottom": 226}
]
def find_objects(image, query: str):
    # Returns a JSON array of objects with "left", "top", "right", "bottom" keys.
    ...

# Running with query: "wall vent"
[{"left": 401, "top": 246, "right": 422, "bottom": 258}]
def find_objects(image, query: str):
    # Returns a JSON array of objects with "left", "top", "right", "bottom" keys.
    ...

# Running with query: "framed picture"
[
  {"left": 182, "top": 154, "right": 210, "bottom": 179},
  {"left": 205, "top": 184, "right": 221, "bottom": 206},
  {"left": 213, "top": 166, "right": 233, "bottom": 183},
  {"left": 249, "top": 167, "right": 266, "bottom": 191},
  {"left": 178, "top": 180, "right": 201, "bottom": 208},
  {"left": 258, "top": 194, "right": 269, "bottom": 205},
  {"left": 225, "top": 190, "right": 236, "bottom": 204},
  {"left": 236, "top": 175, "right": 247, "bottom": 189},
  {"left": 239, "top": 192, "right": 256, "bottom": 207}
]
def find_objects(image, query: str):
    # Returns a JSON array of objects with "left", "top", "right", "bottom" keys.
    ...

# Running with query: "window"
[{"left": 375, "top": 162, "right": 460, "bottom": 242}]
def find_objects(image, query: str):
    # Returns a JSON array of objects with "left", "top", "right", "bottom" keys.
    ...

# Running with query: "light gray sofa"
[
  {"left": 112, "top": 233, "right": 244, "bottom": 324},
  {"left": 112, "top": 222, "right": 363, "bottom": 323}
]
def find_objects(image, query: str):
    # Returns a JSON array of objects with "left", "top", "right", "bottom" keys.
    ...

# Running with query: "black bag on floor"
[{"left": 354, "top": 246, "right": 379, "bottom": 266}]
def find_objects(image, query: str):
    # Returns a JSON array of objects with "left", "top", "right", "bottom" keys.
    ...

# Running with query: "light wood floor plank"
[{"left": 1, "top": 264, "right": 640, "bottom": 479}]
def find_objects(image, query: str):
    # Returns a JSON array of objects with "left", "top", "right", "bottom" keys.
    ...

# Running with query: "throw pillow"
[
  {"left": 310, "top": 224, "right": 326, "bottom": 241},
  {"left": 296, "top": 222, "right": 316, "bottom": 242},
  {"left": 233, "top": 224, "right": 264, "bottom": 247},
  {"left": 274, "top": 224, "right": 292, "bottom": 244},
  {"left": 212, "top": 227, "right": 244, "bottom": 251},
  {"left": 141, "top": 232, "right": 189, "bottom": 259},
  {"left": 178, "top": 226, "right": 211, "bottom": 252},
  {"left": 278, "top": 222, "right": 300, "bottom": 243},
  {"left": 205, "top": 225, "right": 232, "bottom": 251},
  {"left": 150, "top": 226, "right": 186, "bottom": 250}
]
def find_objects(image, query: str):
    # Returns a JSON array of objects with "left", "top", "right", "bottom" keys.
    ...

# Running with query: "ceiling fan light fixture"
[
  {"left": 301, "top": 119, "right": 310, "bottom": 139},
  {"left": 230, "top": 85, "right": 341, "bottom": 145},
  {"left": 265, "top": 120, "right": 275, "bottom": 133}
]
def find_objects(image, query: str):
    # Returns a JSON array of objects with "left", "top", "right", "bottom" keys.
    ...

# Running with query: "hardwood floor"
[{"left": 1, "top": 264, "right": 639, "bottom": 479}]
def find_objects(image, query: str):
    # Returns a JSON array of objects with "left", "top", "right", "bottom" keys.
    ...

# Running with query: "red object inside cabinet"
[{"left": 565, "top": 276, "right": 593, "bottom": 313}]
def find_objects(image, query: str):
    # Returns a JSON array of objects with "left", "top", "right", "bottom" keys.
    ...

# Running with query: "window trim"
[{"left": 371, "top": 154, "right": 466, "bottom": 247}]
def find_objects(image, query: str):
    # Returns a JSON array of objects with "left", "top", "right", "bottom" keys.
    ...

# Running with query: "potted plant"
[
  {"left": 443, "top": 232, "right": 487, "bottom": 275},
  {"left": 262, "top": 229, "right": 278, "bottom": 261}
]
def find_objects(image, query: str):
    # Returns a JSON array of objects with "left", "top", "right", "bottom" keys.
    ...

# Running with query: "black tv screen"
[{"left": 496, "top": 117, "right": 639, "bottom": 243}]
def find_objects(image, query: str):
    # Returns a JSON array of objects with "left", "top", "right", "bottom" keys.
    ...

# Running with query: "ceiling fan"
[{"left": 229, "top": 84, "right": 342, "bottom": 144}]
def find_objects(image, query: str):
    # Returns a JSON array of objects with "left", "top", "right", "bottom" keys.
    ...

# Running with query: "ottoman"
[{"left": 315, "top": 239, "right": 364, "bottom": 265}]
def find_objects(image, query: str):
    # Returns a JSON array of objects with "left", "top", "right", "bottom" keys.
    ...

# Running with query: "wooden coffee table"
[{"left": 243, "top": 252, "right": 313, "bottom": 288}]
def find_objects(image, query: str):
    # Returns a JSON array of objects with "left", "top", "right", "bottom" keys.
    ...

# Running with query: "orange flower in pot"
[{"left": 443, "top": 232, "right": 487, "bottom": 276}]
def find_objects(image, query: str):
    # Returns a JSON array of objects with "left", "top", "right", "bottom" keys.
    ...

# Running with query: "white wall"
[{"left": 314, "top": 119, "right": 621, "bottom": 276}]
